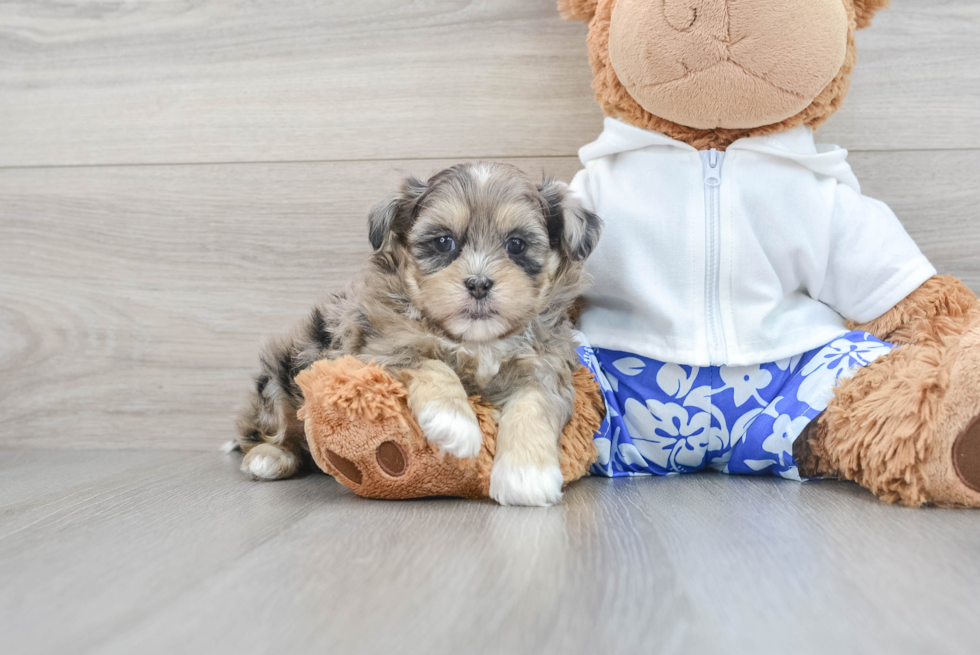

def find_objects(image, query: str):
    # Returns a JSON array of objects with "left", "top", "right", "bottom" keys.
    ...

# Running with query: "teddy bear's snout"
[
  {"left": 662, "top": 0, "right": 717, "bottom": 34},
  {"left": 608, "top": 0, "right": 850, "bottom": 130}
]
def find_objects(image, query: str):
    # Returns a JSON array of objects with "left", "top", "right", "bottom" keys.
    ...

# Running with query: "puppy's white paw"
[
  {"left": 489, "top": 461, "right": 563, "bottom": 506},
  {"left": 416, "top": 402, "right": 483, "bottom": 459},
  {"left": 242, "top": 445, "right": 298, "bottom": 480}
]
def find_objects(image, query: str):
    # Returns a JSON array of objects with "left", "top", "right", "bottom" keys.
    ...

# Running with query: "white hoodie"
[{"left": 570, "top": 118, "right": 935, "bottom": 367}]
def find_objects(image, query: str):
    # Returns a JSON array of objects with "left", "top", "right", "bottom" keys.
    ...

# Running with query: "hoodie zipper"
[{"left": 701, "top": 149, "right": 728, "bottom": 365}]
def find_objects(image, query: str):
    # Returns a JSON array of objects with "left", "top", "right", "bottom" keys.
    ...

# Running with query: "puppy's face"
[
  {"left": 368, "top": 163, "right": 601, "bottom": 343},
  {"left": 407, "top": 167, "right": 553, "bottom": 342}
]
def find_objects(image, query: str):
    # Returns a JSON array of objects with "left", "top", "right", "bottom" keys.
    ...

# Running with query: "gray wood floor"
[
  {"left": 2, "top": 450, "right": 979, "bottom": 655},
  {"left": 2, "top": 1, "right": 980, "bottom": 653}
]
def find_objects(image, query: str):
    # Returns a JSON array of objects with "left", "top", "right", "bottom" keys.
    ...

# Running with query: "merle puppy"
[{"left": 236, "top": 162, "right": 601, "bottom": 505}]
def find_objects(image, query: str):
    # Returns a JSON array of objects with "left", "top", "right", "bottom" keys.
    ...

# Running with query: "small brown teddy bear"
[{"left": 296, "top": 357, "right": 605, "bottom": 499}]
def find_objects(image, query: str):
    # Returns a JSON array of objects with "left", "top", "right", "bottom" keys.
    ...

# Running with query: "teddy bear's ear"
[
  {"left": 557, "top": 0, "right": 598, "bottom": 23},
  {"left": 852, "top": 0, "right": 891, "bottom": 29}
]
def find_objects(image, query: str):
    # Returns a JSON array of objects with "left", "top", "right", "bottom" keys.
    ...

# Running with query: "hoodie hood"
[{"left": 579, "top": 117, "right": 861, "bottom": 194}]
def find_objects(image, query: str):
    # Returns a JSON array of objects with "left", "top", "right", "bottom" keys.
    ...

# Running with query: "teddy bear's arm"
[{"left": 847, "top": 275, "right": 980, "bottom": 345}]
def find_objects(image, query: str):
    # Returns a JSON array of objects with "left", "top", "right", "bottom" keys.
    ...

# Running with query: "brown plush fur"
[
  {"left": 852, "top": 0, "right": 892, "bottom": 29},
  {"left": 848, "top": 275, "right": 980, "bottom": 346},
  {"left": 558, "top": 0, "right": 599, "bottom": 22},
  {"left": 796, "top": 277, "right": 980, "bottom": 507},
  {"left": 562, "top": 0, "right": 891, "bottom": 150},
  {"left": 297, "top": 357, "right": 603, "bottom": 500}
]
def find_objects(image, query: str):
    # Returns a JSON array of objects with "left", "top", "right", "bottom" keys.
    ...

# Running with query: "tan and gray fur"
[{"left": 236, "top": 162, "right": 602, "bottom": 505}]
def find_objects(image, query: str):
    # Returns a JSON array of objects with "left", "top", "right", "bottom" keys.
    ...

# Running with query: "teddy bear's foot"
[
  {"left": 816, "top": 321, "right": 980, "bottom": 507},
  {"left": 295, "top": 357, "right": 493, "bottom": 499},
  {"left": 952, "top": 419, "right": 980, "bottom": 493},
  {"left": 920, "top": 323, "right": 980, "bottom": 507}
]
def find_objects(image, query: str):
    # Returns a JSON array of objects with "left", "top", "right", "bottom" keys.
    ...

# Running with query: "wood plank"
[
  {"left": 851, "top": 150, "right": 980, "bottom": 283},
  {"left": 0, "top": 157, "right": 582, "bottom": 450},
  {"left": 0, "top": 0, "right": 600, "bottom": 167},
  {"left": 819, "top": 0, "right": 980, "bottom": 150},
  {"left": 2, "top": 450, "right": 980, "bottom": 654},
  {"left": 1, "top": 0, "right": 978, "bottom": 168},
  {"left": 0, "top": 450, "right": 336, "bottom": 655},
  {"left": 0, "top": 151, "right": 977, "bottom": 451}
]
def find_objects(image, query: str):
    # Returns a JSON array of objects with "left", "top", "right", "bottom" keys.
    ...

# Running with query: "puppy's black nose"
[{"left": 465, "top": 276, "right": 494, "bottom": 299}]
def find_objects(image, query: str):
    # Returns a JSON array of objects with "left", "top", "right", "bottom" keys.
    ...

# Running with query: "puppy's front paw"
[
  {"left": 416, "top": 400, "right": 483, "bottom": 459},
  {"left": 489, "top": 460, "right": 563, "bottom": 506},
  {"left": 242, "top": 443, "right": 299, "bottom": 480}
]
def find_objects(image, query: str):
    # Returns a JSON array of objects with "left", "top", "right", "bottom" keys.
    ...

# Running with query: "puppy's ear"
[
  {"left": 539, "top": 178, "right": 602, "bottom": 262},
  {"left": 368, "top": 176, "right": 428, "bottom": 251},
  {"left": 852, "top": 0, "right": 890, "bottom": 29},
  {"left": 557, "top": 0, "right": 598, "bottom": 22}
]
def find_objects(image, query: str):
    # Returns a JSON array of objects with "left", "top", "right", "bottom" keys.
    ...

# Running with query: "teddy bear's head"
[{"left": 559, "top": 0, "right": 890, "bottom": 149}]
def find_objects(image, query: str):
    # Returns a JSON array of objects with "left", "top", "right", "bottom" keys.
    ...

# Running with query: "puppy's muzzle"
[{"left": 465, "top": 276, "right": 494, "bottom": 300}]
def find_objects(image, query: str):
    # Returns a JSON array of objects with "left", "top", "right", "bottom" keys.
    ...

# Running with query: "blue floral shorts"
[{"left": 575, "top": 331, "right": 894, "bottom": 480}]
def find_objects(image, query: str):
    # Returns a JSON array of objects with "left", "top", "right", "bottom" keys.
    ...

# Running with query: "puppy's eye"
[
  {"left": 434, "top": 236, "right": 456, "bottom": 253},
  {"left": 505, "top": 238, "right": 527, "bottom": 256}
]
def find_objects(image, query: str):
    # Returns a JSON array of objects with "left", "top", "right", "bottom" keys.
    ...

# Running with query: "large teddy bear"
[
  {"left": 557, "top": 0, "right": 980, "bottom": 507},
  {"left": 299, "top": 0, "right": 980, "bottom": 507}
]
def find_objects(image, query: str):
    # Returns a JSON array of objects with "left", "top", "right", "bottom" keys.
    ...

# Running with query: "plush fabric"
[
  {"left": 557, "top": 0, "right": 599, "bottom": 22},
  {"left": 566, "top": 0, "right": 893, "bottom": 150},
  {"left": 848, "top": 275, "right": 980, "bottom": 346},
  {"left": 800, "top": 319, "right": 980, "bottom": 508},
  {"left": 607, "top": 0, "right": 849, "bottom": 130},
  {"left": 852, "top": 0, "right": 892, "bottom": 29},
  {"left": 296, "top": 357, "right": 603, "bottom": 500},
  {"left": 792, "top": 278, "right": 980, "bottom": 507}
]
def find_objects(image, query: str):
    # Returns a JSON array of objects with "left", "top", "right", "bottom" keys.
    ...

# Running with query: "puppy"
[{"left": 236, "top": 162, "right": 602, "bottom": 506}]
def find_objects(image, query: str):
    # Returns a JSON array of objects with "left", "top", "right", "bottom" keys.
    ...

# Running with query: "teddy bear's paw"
[
  {"left": 921, "top": 321, "right": 980, "bottom": 507},
  {"left": 489, "top": 460, "right": 563, "bottom": 507},
  {"left": 944, "top": 324, "right": 980, "bottom": 501},
  {"left": 241, "top": 443, "right": 299, "bottom": 481},
  {"left": 953, "top": 417, "right": 980, "bottom": 494},
  {"left": 415, "top": 399, "right": 483, "bottom": 459}
]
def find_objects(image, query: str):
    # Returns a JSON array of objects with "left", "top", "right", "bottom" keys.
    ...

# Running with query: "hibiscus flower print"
[
  {"left": 578, "top": 329, "right": 892, "bottom": 480},
  {"left": 761, "top": 414, "right": 812, "bottom": 466},
  {"left": 772, "top": 352, "right": 804, "bottom": 373},
  {"left": 717, "top": 365, "right": 773, "bottom": 406},
  {"left": 623, "top": 397, "right": 711, "bottom": 471},
  {"left": 656, "top": 363, "right": 699, "bottom": 399},
  {"left": 796, "top": 337, "right": 892, "bottom": 408}
]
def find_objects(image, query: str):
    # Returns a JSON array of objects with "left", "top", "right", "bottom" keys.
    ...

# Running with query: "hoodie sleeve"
[{"left": 817, "top": 184, "right": 936, "bottom": 323}]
